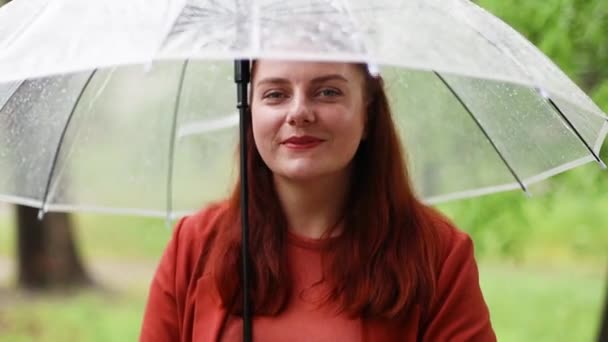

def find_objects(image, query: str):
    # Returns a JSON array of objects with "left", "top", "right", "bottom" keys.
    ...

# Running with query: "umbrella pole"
[{"left": 235, "top": 59, "right": 252, "bottom": 342}]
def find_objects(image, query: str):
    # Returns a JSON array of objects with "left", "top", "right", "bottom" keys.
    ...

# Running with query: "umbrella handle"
[{"left": 235, "top": 59, "right": 252, "bottom": 342}]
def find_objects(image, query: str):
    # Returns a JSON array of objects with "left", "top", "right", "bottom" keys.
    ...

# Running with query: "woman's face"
[{"left": 251, "top": 60, "right": 367, "bottom": 182}]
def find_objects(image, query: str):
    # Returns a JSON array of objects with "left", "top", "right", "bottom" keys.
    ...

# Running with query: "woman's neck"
[{"left": 273, "top": 170, "right": 350, "bottom": 239}]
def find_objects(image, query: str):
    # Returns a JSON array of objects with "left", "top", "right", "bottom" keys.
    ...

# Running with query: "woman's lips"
[{"left": 282, "top": 136, "right": 324, "bottom": 150}]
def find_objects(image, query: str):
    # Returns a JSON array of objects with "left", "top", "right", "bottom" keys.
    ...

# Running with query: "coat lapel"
[{"left": 191, "top": 275, "right": 228, "bottom": 342}]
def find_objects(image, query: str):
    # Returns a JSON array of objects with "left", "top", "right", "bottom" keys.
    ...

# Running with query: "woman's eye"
[
  {"left": 317, "top": 88, "right": 341, "bottom": 97},
  {"left": 263, "top": 91, "right": 285, "bottom": 99}
]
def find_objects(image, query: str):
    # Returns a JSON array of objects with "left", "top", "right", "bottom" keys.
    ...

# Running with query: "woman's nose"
[{"left": 286, "top": 95, "right": 316, "bottom": 126}]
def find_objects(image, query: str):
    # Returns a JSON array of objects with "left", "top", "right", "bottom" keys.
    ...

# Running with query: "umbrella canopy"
[{"left": 0, "top": 0, "right": 606, "bottom": 219}]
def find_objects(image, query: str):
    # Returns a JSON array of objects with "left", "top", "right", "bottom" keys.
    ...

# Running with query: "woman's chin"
[
  {"left": 274, "top": 164, "right": 350, "bottom": 184},
  {"left": 273, "top": 165, "right": 328, "bottom": 182},
  {"left": 278, "top": 170, "right": 323, "bottom": 182}
]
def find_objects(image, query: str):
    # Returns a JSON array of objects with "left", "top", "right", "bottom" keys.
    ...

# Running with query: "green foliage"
[
  {"left": 438, "top": 163, "right": 608, "bottom": 264},
  {"left": 477, "top": 0, "right": 608, "bottom": 91},
  {"left": 594, "top": 80, "right": 608, "bottom": 111}
]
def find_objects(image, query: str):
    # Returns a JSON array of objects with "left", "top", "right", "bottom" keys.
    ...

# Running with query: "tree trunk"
[{"left": 16, "top": 206, "right": 92, "bottom": 289}]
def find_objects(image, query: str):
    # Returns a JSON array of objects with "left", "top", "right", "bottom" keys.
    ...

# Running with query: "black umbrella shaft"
[{"left": 235, "top": 59, "right": 252, "bottom": 342}]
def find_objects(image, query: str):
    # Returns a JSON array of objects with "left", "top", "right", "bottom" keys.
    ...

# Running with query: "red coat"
[{"left": 140, "top": 203, "right": 496, "bottom": 341}]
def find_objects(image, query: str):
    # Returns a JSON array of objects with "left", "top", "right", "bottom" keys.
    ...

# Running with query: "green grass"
[
  {"left": 74, "top": 214, "right": 171, "bottom": 261},
  {"left": 480, "top": 263, "right": 605, "bottom": 342},
  {"left": 0, "top": 290, "right": 147, "bottom": 342}
]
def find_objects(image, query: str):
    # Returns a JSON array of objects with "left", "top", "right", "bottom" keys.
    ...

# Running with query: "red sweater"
[{"left": 140, "top": 203, "right": 496, "bottom": 341}]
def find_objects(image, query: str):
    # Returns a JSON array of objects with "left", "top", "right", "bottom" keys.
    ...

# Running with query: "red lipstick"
[{"left": 282, "top": 135, "right": 324, "bottom": 150}]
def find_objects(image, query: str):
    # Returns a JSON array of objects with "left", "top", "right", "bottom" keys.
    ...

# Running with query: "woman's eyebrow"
[
  {"left": 255, "top": 74, "right": 349, "bottom": 87},
  {"left": 255, "top": 77, "right": 289, "bottom": 87},
  {"left": 310, "top": 74, "right": 348, "bottom": 84}
]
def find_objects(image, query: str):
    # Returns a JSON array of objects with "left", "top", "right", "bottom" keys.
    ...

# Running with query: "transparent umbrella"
[
  {"left": 0, "top": 0, "right": 607, "bottom": 339},
  {"left": 0, "top": 0, "right": 606, "bottom": 220}
]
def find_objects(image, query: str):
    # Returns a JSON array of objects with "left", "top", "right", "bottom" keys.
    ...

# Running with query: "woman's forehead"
[{"left": 253, "top": 60, "right": 362, "bottom": 84}]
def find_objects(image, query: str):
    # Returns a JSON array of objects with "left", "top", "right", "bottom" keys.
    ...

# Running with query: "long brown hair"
[{"left": 208, "top": 62, "right": 441, "bottom": 320}]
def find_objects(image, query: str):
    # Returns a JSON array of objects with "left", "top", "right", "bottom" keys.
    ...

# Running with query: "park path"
[{"left": 0, "top": 255, "right": 158, "bottom": 291}]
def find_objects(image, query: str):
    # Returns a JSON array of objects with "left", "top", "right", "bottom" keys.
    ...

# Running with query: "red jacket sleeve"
[
  {"left": 421, "top": 229, "right": 496, "bottom": 341},
  {"left": 139, "top": 216, "right": 188, "bottom": 342}
]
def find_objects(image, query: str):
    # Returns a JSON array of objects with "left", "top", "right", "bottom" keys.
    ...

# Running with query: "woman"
[{"left": 140, "top": 60, "right": 496, "bottom": 341}]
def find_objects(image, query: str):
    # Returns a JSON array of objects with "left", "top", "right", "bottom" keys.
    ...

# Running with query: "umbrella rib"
[
  {"left": 205, "top": 0, "right": 234, "bottom": 15},
  {"left": 159, "top": 4, "right": 231, "bottom": 54},
  {"left": 166, "top": 60, "right": 190, "bottom": 227},
  {"left": 38, "top": 70, "right": 97, "bottom": 219},
  {"left": 184, "top": 4, "right": 232, "bottom": 16},
  {"left": 0, "top": 80, "right": 25, "bottom": 114},
  {"left": 543, "top": 96, "right": 607, "bottom": 169},
  {"left": 433, "top": 71, "right": 530, "bottom": 195}
]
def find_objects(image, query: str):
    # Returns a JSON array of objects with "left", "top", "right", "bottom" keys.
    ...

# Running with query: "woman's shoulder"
[
  {"left": 417, "top": 206, "right": 496, "bottom": 340},
  {"left": 421, "top": 205, "right": 475, "bottom": 264},
  {"left": 177, "top": 200, "right": 229, "bottom": 239},
  {"left": 167, "top": 200, "right": 230, "bottom": 268}
]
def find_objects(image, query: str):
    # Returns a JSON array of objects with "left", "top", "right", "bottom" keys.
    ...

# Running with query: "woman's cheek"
[{"left": 252, "top": 114, "right": 279, "bottom": 160}]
